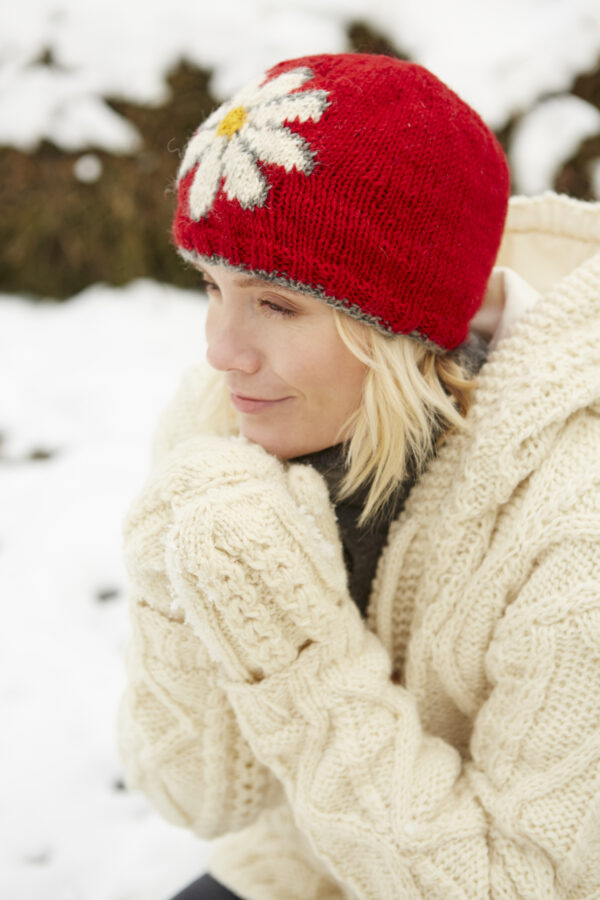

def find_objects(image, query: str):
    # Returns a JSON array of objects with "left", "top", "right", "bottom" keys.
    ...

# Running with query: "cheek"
[{"left": 298, "top": 342, "right": 366, "bottom": 415}]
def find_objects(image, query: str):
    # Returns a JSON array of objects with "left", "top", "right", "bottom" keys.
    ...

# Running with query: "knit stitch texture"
[{"left": 118, "top": 192, "right": 600, "bottom": 899}]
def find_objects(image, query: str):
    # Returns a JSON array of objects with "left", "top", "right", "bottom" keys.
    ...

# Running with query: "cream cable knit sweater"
[{"left": 117, "top": 192, "right": 600, "bottom": 899}]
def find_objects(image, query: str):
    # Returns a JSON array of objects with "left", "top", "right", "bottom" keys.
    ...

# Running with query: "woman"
[{"left": 117, "top": 53, "right": 600, "bottom": 899}]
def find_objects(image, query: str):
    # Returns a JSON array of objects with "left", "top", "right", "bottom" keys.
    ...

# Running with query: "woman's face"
[{"left": 202, "top": 261, "right": 368, "bottom": 459}]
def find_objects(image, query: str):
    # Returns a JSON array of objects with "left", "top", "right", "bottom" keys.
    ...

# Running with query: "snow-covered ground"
[
  {"left": 2, "top": 2, "right": 600, "bottom": 899},
  {"left": 1, "top": 282, "right": 211, "bottom": 900}
]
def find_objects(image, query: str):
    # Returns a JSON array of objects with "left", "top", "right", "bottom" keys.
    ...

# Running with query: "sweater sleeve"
[
  {"left": 117, "top": 367, "right": 283, "bottom": 838},
  {"left": 117, "top": 584, "right": 284, "bottom": 838},
  {"left": 221, "top": 533, "right": 600, "bottom": 898}
]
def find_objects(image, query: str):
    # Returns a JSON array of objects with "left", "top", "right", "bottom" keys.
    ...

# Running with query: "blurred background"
[{"left": 2, "top": 2, "right": 600, "bottom": 898}]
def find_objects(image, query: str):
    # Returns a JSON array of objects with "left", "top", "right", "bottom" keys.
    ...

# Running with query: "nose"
[{"left": 205, "top": 304, "right": 261, "bottom": 374}]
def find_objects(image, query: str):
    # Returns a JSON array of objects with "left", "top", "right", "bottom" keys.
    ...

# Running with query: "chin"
[
  {"left": 239, "top": 423, "right": 306, "bottom": 460},
  {"left": 247, "top": 435, "right": 297, "bottom": 459}
]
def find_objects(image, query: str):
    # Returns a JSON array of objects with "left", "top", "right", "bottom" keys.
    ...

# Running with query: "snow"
[
  {"left": 2, "top": 2, "right": 600, "bottom": 898},
  {"left": 3, "top": 0, "right": 600, "bottom": 149},
  {"left": 1, "top": 283, "right": 211, "bottom": 900},
  {"left": 73, "top": 152, "right": 103, "bottom": 183},
  {"left": 510, "top": 95, "right": 600, "bottom": 194},
  {"left": 0, "top": 65, "right": 143, "bottom": 153}
]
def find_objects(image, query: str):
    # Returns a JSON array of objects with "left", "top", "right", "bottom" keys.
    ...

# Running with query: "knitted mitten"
[
  {"left": 122, "top": 432, "right": 286, "bottom": 603},
  {"left": 162, "top": 436, "right": 368, "bottom": 684},
  {"left": 120, "top": 434, "right": 288, "bottom": 833}
]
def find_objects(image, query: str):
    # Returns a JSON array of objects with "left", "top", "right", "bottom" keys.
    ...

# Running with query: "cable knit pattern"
[
  {"left": 117, "top": 440, "right": 286, "bottom": 836},
  {"left": 163, "top": 449, "right": 367, "bottom": 685},
  {"left": 118, "top": 193, "right": 600, "bottom": 899}
]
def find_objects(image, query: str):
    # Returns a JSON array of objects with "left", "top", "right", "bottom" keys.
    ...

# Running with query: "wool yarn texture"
[
  {"left": 161, "top": 445, "right": 366, "bottom": 685},
  {"left": 173, "top": 53, "right": 511, "bottom": 350}
]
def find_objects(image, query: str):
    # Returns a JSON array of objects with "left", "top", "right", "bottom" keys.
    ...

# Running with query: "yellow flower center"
[{"left": 216, "top": 106, "right": 248, "bottom": 140}]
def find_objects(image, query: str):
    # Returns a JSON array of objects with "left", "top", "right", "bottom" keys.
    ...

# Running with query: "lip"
[{"left": 229, "top": 392, "right": 291, "bottom": 414}]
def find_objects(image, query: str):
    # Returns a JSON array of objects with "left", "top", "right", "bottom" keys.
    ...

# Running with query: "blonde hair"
[
  {"left": 332, "top": 312, "right": 477, "bottom": 525},
  {"left": 201, "top": 312, "right": 478, "bottom": 526}
]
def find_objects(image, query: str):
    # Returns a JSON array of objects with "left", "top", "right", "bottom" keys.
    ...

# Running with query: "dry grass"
[{"left": 0, "top": 61, "right": 216, "bottom": 298}]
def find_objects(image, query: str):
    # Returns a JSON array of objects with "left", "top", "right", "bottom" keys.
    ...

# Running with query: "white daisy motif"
[{"left": 177, "top": 67, "right": 329, "bottom": 220}]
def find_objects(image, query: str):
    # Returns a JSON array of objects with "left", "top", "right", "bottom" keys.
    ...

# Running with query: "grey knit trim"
[{"left": 177, "top": 248, "right": 447, "bottom": 354}]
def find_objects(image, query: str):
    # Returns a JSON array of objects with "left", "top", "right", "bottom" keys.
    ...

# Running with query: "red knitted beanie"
[{"left": 173, "top": 53, "right": 511, "bottom": 351}]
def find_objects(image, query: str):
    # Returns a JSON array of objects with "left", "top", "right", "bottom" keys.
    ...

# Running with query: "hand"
[
  {"left": 127, "top": 433, "right": 285, "bottom": 519},
  {"left": 122, "top": 434, "right": 284, "bottom": 608},
  {"left": 162, "top": 438, "right": 367, "bottom": 684}
]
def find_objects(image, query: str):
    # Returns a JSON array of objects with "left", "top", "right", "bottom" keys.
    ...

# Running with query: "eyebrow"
[
  {"left": 233, "top": 273, "right": 273, "bottom": 288},
  {"left": 198, "top": 266, "right": 298, "bottom": 294}
]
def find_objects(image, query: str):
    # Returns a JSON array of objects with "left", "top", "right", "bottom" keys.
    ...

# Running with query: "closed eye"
[
  {"left": 258, "top": 299, "right": 296, "bottom": 318},
  {"left": 198, "top": 268, "right": 297, "bottom": 317}
]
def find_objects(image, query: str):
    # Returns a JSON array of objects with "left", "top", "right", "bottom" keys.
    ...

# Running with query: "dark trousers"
[{"left": 170, "top": 873, "right": 245, "bottom": 899}]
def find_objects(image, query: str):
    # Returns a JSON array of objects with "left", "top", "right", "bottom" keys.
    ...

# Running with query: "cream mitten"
[
  {"left": 122, "top": 434, "right": 285, "bottom": 601},
  {"left": 163, "top": 436, "right": 368, "bottom": 684}
]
